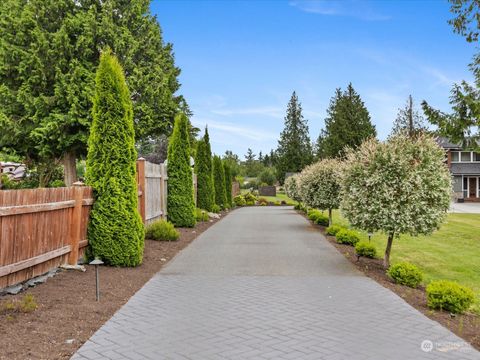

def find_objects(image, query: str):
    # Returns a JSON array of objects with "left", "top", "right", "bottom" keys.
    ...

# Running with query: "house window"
[
  {"left": 475, "top": 153, "right": 480, "bottom": 162},
  {"left": 461, "top": 152, "right": 472, "bottom": 162},
  {"left": 451, "top": 151, "right": 460, "bottom": 162}
]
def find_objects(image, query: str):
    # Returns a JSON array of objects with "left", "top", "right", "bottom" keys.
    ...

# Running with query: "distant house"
[
  {"left": 437, "top": 137, "right": 480, "bottom": 202},
  {"left": 0, "top": 162, "right": 26, "bottom": 181}
]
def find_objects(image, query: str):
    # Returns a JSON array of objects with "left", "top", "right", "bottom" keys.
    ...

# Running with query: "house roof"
[
  {"left": 436, "top": 137, "right": 462, "bottom": 150},
  {"left": 450, "top": 163, "right": 480, "bottom": 176}
]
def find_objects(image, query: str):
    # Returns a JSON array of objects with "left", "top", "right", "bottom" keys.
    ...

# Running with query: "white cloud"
[
  {"left": 191, "top": 118, "right": 277, "bottom": 142},
  {"left": 210, "top": 106, "right": 284, "bottom": 118}
]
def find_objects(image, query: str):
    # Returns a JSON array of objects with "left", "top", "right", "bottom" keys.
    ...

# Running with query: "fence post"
[
  {"left": 137, "top": 158, "right": 146, "bottom": 224},
  {"left": 68, "top": 181, "right": 84, "bottom": 265}
]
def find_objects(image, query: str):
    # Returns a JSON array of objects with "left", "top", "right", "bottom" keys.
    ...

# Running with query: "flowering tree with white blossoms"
[
  {"left": 340, "top": 135, "right": 452, "bottom": 268},
  {"left": 297, "top": 158, "right": 343, "bottom": 225},
  {"left": 284, "top": 174, "right": 302, "bottom": 203}
]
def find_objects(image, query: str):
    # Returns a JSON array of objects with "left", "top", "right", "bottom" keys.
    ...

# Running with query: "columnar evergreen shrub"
[
  {"left": 213, "top": 155, "right": 227, "bottom": 209},
  {"left": 224, "top": 162, "right": 233, "bottom": 207},
  {"left": 86, "top": 50, "right": 144, "bottom": 267},
  {"left": 195, "top": 128, "right": 215, "bottom": 211},
  {"left": 426, "top": 280, "right": 475, "bottom": 314},
  {"left": 167, "top": 113, "right": 196, "bottom": 227}
]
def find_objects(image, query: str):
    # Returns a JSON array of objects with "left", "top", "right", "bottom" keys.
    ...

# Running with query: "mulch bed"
[
  {"left": 0, "top": 211, "right": 229, "bottom": 360},
  {"left": 300, "top": 211, "right": 480, "bottom": 351}
]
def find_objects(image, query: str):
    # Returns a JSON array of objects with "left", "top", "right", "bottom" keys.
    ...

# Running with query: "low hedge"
[
  {"left": 355, "top": 241, "right": 377, "bottom": 258},
  {"left": 387, "top": 262, "right": 423, "bottom": 288},
  {"left": 307, "top": 209, "right": 329, "bottom": 226},
  {"left": 326, "top": 224, "right": 345, "bottom": 236},
  {"left": 335, "top": 229, "right": 360, "bottom": 246},
  {"left": 426, "top": 280, "right": 475, "bottom": 314},
  {"left": 145, "top": 220, "right": 179, "bottom": 241}
]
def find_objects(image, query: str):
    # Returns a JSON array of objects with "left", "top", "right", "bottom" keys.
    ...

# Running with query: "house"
[
  {"left": 0, "top": 162, "right": 26, "bottom": 181},
  {"left": 437, "top": 137, "right": 480, "bottom": 202}
]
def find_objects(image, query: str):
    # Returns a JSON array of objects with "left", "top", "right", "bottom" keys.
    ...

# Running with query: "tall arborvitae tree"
[
  {"left": 86, "top": 50, "right": 144, "bottom": 267},
  {"left": 319, "top": 84, "right": 376, "bottom": 158},
  {"left": 195, "top": 135, "right": 215, "bottom": 212},
  {"left": 0, "top": 0, "right": 186, "bottom": 185},
  {"left": 390, "top": 95, "right": 427, "bottom": 138},
  {"left": 167, "top": 113, "right": 196, "bottom": 227},
  {"left": 213, "top": 155, "right": 227, "bottom": 209},
  {"left": 224, "top": 162, "right": 233, "bottom": 207},
  {"left": 276, "top": 92, "right": 313, "bottom": 184}
]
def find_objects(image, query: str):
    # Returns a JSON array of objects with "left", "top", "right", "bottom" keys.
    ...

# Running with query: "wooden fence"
[
  {"left": 136, "top": 159, "right": 168, "bottom": 225},
  {"left": 0, "top": 185, "right": 93, "bottom": 288}
]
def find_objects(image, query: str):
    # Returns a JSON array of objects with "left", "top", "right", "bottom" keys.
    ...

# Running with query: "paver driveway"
[{"left": 72, "top": 207, "right": 480, "bottom": 360}]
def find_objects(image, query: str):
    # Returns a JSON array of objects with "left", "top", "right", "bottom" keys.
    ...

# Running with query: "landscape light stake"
[
  {"left": 368, "top": 232, "right": 372, "bottom": 242},
  {"left": 90, "top": 259, "right": 104, "bottom": 301}
]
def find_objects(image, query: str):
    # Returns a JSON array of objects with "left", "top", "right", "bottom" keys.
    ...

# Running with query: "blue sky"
[{"left": 151, "top": 0, "right": 476, "bottom": 158}]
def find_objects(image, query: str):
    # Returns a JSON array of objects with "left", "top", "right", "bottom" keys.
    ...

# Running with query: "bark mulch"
[
  {"left": 300, "top": 211, "right": 480, "bottom": 352},
  {"left": 0, "top": 211, "right": 229, "bottom": 360}
]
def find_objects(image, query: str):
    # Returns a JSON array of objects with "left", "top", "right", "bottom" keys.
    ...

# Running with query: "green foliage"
[
  {"left": 195, "top": 208, "right": 209, "bottom": 222},
  {"left": 86, "top": 50, "right": 144, "bottom": 267},
  {"left": 258, "top": 197, "right": 268, "bottom": 206},
  {"left": 427, "top": 280, "right": 475, "bottom": 314},
  {"left": 284, "top": 175, "right": 302, "bottom": 203},
  {"left": 294, "top": 202, "right": 307, "bottom": 212},
  {"left": 212, "top": 204, "right": 221, "bottom": 213},
  {"left": 258, "top": 168, "right": 276, "bottom": 186},
  {"left": 307, "top": 209, "right": 329, "bottom": 226},
  {"left": 326, "top": 224, "right": 345, "bottom": 236},
  {"left": 390, "top": 95, "right": 427, "bottom": 138},
  {"left": 234, "top": 195, "right": 246, "bottom": 206},
  {"left": 0, "top": 0, "right": 186, "bottom": 182},
  {"left": 387, "top": 262, "right": 423, "bottom": 288},
  {"left": 224, "top": 161, "right": 233, "bottom": 207},
  {"left": 145, "top": 220, "right": 179, "bottom": 241},
  {"left": 167, "top": 113, "right": 196, "bottom": 227},
  {"left": 195, "top": 130, "right": 215, "bottom": 212},
  {"left": 243, "top": 192, "right": 258, "bottom": 204},
  {"left": 276, "top": 92, "right": 313, "bottom": 184},
  {"left": 48, "top": 180, "right": 65, "bottom": 188},
  {"left": 318, "top": 84, "right": 376, "bottom": 158},
  {"left": 335, "top": 229, "right": 361, "bottom": 246},
  {"left": 213, "top": 155, "right": 227, "bottom": 209},
  {"left": 355, "top": 241, "right": 377, "bottom": 259}
]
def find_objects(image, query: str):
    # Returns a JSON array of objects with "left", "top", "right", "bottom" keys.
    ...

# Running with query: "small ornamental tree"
[
  {"left": 284, "top": 174, "right": 302, "bottom": 203},
  {"left": 341, "top": 135, "right": 452, "bottom": 268},
  {"left": 167, "top": 113, "right": 196, "bottom": 227},
  {"left": 224, "top": 161, "right": 233, "bottom": 207},
  {"left": 86, "top": 50, "right": 144, "bottom": 267},
  {"left": 195, "top": 137, "right": 215, "bottom": 211},
  {"left": 213, "top": 155, "right": 227, "bottom": 209},
  {"left": 297, "top": 159, "right": 343, "bottom": 225}
]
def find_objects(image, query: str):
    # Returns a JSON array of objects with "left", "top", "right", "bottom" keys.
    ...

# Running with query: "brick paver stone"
[{"left": 72, "top": 207, "right": 480, "bottom": 360}]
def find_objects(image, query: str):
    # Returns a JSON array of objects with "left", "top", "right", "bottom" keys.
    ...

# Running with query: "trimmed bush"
[
  {"left": 212, "top": 204, "right": 221, "bottom": 213},
  {"left": 86, "top": 50, "right": 144, "bottom": 267},
  {"left": 326, "top": 224, "right": 345, "bottom": 236},
  {"left": 426, "top": 280, "right": 474, "bottom": 314},
  {"left": 258, "top": 197, "right": 268, "bottom": 206},
  {"left": 213, "top": 155, "right": 227, "bottom": 209},
  {"left": 233, "top": 195, "right": 246, "bottom": 206},
  {"left": 355, "top": 241, "right": 377, "bottom": 258},
  {"left": 195, "top": 129, "right": 215, "bottom": 212},
  {"left": 145, "top": 220, "right": 179, "bottom": 241},
  {"left": 195, "top": 208, "right": 209, "bottom": 222},
  {"left": 244, "top": 192, "right": 257, "bottom": 204},
  {"left": 387, "top": 262, "right": 423, "bottom": 288},
  {"left": 167, "top": 113, "right": 196, "bottom": 227},
  {"left": 335, "top": 229, "right": 360, "bottom": 246},
  {"left": 307, "top": 209, "right": 328, "bottom": 226}
]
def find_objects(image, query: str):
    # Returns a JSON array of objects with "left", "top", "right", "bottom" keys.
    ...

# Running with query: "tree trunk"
[
  {"left": 328, "top": 208, "right": 332, "bottom": 226},
  {"left": 63, "top": 151, "right": 77, "bottom": 186},
  {"left": 384, "top": 232, "right": 395, "bottom": 268}
]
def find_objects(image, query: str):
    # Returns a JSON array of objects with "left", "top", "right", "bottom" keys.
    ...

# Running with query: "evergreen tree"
[
  {"left": 86, "top": 50, "right": 144, "bottom": 267},
  {"left": 223, "top": 150, "right": 241, "bottom": 178},
  {"left": 390, "top": 95, "right": 427, "bottom": 138},
  {"left": 320, "top": 84, "right": 376, "bottom": 158},
  {"left": 276, "top": 92, "right": 313, "bottom": 184},
  {"left": 167, "top": 113, "right": 196, "bottom": 227},
  {"left": 195, "top": 136, "right": 215, "bottom": 212},
  {"left": 213, "top": 155, "right": 227, "bottom": 209},
  {"left": 224, "top": 162, "right": 233, "bottom": 207},
  {"left": 244, "top": 148, "right": 256, "bottom": 164}
]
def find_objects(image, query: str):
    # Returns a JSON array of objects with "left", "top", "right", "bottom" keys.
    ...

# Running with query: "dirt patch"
[
  {"left": 0, "top": 211, "right": 229, "bottom": 360},
  {"left": 299, "top": 211, "right": 480, "bottom": 352}
]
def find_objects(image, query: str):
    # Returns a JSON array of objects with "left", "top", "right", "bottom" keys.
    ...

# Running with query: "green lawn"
[
  {"left": 240, "top": 189, "right": 297, "bottom": 205},
  {"left": 329, "top": 209, "right": 480, "bottom": 311}
]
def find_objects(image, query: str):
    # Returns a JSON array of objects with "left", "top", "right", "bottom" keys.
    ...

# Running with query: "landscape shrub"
[
  {"left": 145, "top": 220, "right": 179, "bottom": 241},
  {"left": 355, "top": 241, "right": 377, "bottom": 258},
  {"left": 244, "top": 192, "right": 257, "bottom": 204},
  {"left": 314, "top": 213, "right": 329, "bottom": 226},
  {"left": 195, "top": 130, "right": 215, "bottom": 212},
  {"left": 335, "top": 229, "right": 360, "bottom": 246},
  {"left": 224, "top": 162, "right": 233, "bottom": 207},
  {"left": 258, "top": 197, "right": 268, "bottom": 206},
  {"left": 387, "top": 262, "right": 423, "bottom": 288},
  {"left": 211, "top": 204, "right": 221, "bottom": 213},
  {"left": 195, "top": 208, "right": 209, "bottom": 222},
  {"left": 213, "top": 155, "right": 227, "bottom": 209},
  {"left": 326, "top": 224, "right": 345, "bottom": 236},
  {"left": 426, "top": 280, "right": 475, "bottom": 314},
  {"left": 258, "top": 168, "right": 276, "bottom": 186},
  {"left": 233, "top": 195, "right": 246, "bottom": 206},
  {"left": 294, "top": 203, "right": 306, "bottom": 212},
  {"left": 307, "top": 209, "right": 322, "bottom": 221}
]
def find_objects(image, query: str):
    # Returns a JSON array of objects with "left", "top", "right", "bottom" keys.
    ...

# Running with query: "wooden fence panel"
[
  {"left": 0, "top": 186, "right": 93, "bottom": 289},
  {"left": 145, "top": 162, "right": 164, "bottom": 224}
]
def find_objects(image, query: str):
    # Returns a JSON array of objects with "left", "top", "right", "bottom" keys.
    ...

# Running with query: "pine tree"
[
  {"left": 195, "top": 134, "right": 215, "bottom": 211},
  {"left": 213, "top": 155, "right": 227, "bottom": 209},
  {"left": 86, "top": 50, "right": 144, "bottom": 267},
  {"left": 320, "top": 84, "right": 376, "bottom": 158},
  {"left": 390, "top": 95, "right": 427, "bottom": 138},
  {"left": 276, "top": 92, "right": 313, "bottom": 184},
  {"left": 224, "top": 162, "right": 233, "bottom": 207},
  {"left": 167, "top": 113, "right": 196, "bottom": 227}
]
